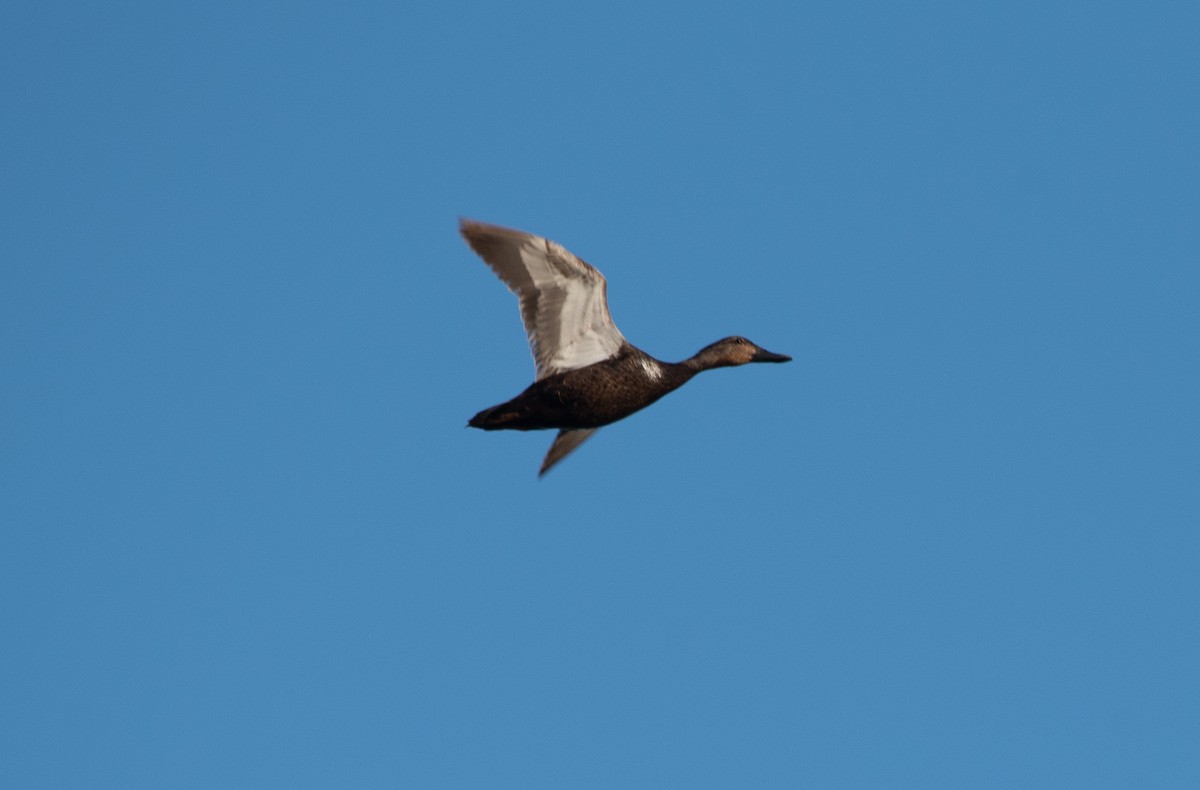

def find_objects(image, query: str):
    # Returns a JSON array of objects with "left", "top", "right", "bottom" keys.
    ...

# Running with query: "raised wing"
[{"left": 460, "top": 219, "right": 627, "bottom": 380}]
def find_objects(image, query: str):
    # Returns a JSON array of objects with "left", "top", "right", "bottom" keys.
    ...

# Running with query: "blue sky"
[{"left": 3, "top": 1, "right": 1198, "bottom": 786}]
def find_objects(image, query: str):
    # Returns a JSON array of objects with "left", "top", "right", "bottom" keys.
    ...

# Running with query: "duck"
[{"left": 461, "top": 218, "right": 791, "bottom": 476}]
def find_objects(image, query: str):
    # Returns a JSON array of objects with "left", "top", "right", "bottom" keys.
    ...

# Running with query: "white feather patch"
[{"left": 639, "top": 357, "right": 663, "bottom": 382}]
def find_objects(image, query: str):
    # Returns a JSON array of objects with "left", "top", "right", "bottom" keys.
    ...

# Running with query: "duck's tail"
[{"left": 468, "top": 401, "right": 524, "bottom": 430}]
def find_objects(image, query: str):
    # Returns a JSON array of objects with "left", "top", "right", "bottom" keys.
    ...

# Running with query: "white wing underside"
[{"left": 460, "top": 219, "right": 627, "bottom": 380}]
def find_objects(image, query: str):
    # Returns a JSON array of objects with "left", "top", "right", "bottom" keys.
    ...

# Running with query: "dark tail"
[{"left": 468, "top": 402, "right": 522, "bottom": 430}]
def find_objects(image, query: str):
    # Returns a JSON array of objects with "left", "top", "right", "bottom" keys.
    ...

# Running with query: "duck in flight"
[{"left": 461, "top": 219, "right": 791, "bottom": 476}]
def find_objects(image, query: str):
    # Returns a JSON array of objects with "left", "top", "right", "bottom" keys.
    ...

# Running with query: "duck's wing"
[
  {"left": 460, "top": 219, "right": 627, "bottom": 380},
  {"left": 539, "top": 428, "right": 598, "bottom": 477}
]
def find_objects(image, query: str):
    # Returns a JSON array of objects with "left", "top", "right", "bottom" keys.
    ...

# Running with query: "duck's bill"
[{"left": 751, "top": 348, "right": 792, "bottom": 363}]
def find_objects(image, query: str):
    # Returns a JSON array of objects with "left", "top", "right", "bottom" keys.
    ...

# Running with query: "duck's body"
[
  {"left": 461, "top": 219, "right": 790, "bottom": 475},
  {"left": 469, "top": 344, "right": 690, "bottom": 431}
]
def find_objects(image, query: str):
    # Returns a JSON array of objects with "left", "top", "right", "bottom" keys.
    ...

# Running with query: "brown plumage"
[{"left": 461, "top": 219, "right": 791, "bottom": 476}]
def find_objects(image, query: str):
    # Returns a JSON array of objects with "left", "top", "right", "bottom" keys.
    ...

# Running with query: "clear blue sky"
[{"left": 3, "top": 2, "right": 1198, "bottom": 787}]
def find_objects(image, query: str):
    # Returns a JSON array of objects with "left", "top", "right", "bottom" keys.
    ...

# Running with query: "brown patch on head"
[
  {"left": 733, "top": 343, "right": 758, "bottom": 365},
  {"left": 716, "top": 336, "right": 756, "bottom": 366},
  {"left": 694, "top": 336, "right": 770, "bottom": 370}
]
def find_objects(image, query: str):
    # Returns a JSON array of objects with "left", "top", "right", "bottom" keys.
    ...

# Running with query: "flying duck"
[{"left": 461, "top": 219, "right": 791, "bottom": 476}]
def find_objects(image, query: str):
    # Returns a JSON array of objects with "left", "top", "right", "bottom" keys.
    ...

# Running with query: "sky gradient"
[{"left": 3, "top": 2, "right": 1198, "bottom": 787}]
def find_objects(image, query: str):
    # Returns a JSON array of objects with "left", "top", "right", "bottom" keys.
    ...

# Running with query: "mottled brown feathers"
[{"left": 460, "top": 219, "right": 790, "bottom": 475}]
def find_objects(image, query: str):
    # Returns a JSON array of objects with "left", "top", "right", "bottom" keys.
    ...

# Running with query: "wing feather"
[
  {"left": 540, "top": 429, "right": 598, "bottom": 476},
  {"left": 460, "top": 219, "right": 627, "bottom": 379}
]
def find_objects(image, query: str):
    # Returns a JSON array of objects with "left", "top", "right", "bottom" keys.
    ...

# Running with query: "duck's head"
[{"left": 691, "top": 336, "right": 792, "bottom": 370}]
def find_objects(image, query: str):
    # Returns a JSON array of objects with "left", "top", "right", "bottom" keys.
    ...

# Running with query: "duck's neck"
[
  {"left": 680, "top": 347, "right": 734, "bottom": 373},
  {"left": 622, "top": 347, "right": 699, "bottom": 391},
  {"left": 625, "top": 346, "right": 709, "bottom": 387},
  {"left": 654, "top": 354, "right": 723, "bottom": 390}
]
